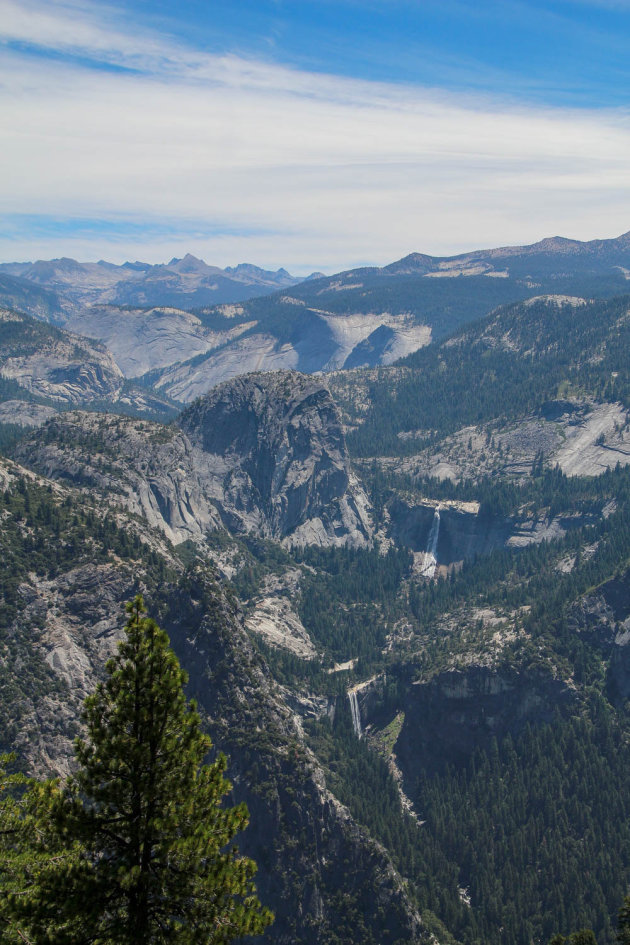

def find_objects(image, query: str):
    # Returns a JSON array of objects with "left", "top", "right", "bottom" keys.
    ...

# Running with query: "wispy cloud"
[{"left": 1, "top": 0, "right": 630, "bottom": 270}]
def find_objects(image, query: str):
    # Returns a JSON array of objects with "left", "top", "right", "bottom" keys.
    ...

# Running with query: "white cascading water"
[
  {"left": 420, "top": 506, "right": 441, "bottom": 579},
  {"left": 348, "top": 689, "right": 362, "bottom": 738}
]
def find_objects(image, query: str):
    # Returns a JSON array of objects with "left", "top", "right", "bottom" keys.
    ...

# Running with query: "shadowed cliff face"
[
  {"left": 388, "top": 497, "right": 605, "bottom": 568},
  {"left": 567, "top": 569, "right": 630, "bottom": 706},
  {"left": 388, "top": 499, "right": 511, "bottom": 565},
  {"left": 395, "top": 666, "right": 575, "bottom": 783}
]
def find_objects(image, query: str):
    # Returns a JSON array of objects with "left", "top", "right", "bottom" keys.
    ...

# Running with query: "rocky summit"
[
  {"left": 15, "top": 370, "right": 372, "bottom": 549},
  {"left": 178, "top": 371, "right": 373, "bottom": 546}
]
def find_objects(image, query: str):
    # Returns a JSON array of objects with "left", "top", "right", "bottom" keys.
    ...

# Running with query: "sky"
[{"left": 1, "top": 0, "right": 630, "bottom": 274}]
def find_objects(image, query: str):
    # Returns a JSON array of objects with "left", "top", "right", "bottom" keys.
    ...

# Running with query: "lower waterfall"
[
  {"left": 420, "top": 506, "right": 441, "bottom": 579},
  {"left": 348, "top": 689, "right": 362, "bottom": 738}
]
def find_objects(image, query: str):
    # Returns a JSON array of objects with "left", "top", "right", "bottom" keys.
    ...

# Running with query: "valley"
[{"left": 2, "top": 233, "right": 630, "bottom": 944}]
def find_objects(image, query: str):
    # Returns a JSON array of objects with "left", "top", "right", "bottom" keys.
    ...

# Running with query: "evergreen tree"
[
  {"left": 0, "top": 756, "right": 80, "bottom": 945},
  {"left": 618, "top": 895, "right": 630, "bottom": 945},
  {"left": 550, "top": 931, "right": 597, "bottom": 945},
  {"left": 9, "top": 595, "right": 272, "bottom": 944}
]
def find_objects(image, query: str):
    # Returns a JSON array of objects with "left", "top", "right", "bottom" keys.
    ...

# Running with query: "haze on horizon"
[{"left": 1, "top": 0, "right": 630, "bottom": 275}]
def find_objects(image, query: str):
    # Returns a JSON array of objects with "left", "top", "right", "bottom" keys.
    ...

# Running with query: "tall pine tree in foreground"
[{"left": 9, "top": 595, "right": 273, "bottom": 944}]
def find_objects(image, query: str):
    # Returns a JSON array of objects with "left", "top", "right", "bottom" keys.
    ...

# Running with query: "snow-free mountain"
[
  {"left": 3, "top": 231, "right": 630, "bottom": 405},
  {"left": 5, "top": 231, "right": 630, "bottom": 944},
  {"left": 0, "top": 254, "right": 322, "bottom": 314}
]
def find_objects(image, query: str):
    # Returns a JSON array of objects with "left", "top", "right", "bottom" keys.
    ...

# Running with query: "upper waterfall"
[
  {"left": 348, "top": 689, "right": 362, "bottom": 738},
  {"left": 420, "top": 506, "right": 441, "bottom": 579}
]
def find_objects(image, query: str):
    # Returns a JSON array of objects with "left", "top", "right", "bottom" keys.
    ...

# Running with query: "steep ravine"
[{"left": 0, "top": 459, "right": 428, "bottom": 945}]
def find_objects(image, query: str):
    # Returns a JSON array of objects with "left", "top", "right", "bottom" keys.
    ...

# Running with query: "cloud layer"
[{"left": 2, "top": 0, "right": 630, "bottom": 271}]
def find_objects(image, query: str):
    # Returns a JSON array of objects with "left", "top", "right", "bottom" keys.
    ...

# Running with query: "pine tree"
[
  {"left": 0, "top": 756, "right": 80, "bottom": 945},
  {"left": 619, "top": 895, "right": 630, "bottom": 945},
  {"left": 11, "top": 595, "right": 273, "bottom": 944}
]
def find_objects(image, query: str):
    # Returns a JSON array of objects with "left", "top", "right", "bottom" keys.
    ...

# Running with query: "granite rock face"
[
  {"left": 0, "top": 307, "right": 124, "bottom": 405},
  {"left": 16, "top": 371, "right": 373, "bottom": 549},
  {"left": 0, "top": 307, "right": 173, "bottom": 415},
  {"left": 14, "top": 413, "right": 225, "bottom": 547},
  {"left": 566, "top": 570, "right": 630, "bottom": 706},
  {"left": 0, "top": 459, "right": 424, "bottom": 945},
  {"left": 178, "top": 371, "right": 373, "bottom": 546}
]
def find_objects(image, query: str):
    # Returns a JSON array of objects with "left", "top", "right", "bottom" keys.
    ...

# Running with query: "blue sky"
[
  {"left": 1, "top": 0, "right": 630, "bottom": 272},
  {"left": 137, "top": 0, "right": 630, "bottom": 107}
]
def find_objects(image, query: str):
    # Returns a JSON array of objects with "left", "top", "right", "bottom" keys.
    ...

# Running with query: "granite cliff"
[
  {"left": 0, "top": 456, "right": 425, "bottom": 945},
  {"left": 15, "top": 371, "right": 373, "bottom": 549}
]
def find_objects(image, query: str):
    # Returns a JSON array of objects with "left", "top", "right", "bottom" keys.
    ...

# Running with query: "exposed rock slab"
[
  {"left": 379, "top": 400, "right": 630, "bottom": 485},
  {"left": 554, "top": 402, "right": 630, "bottom": 476},
  {"left": 65, "top": 305, "right": 254, "bottom": 377},
  {"left": 0, "top": 400, "right": 58, "bottom": 427},
  {"left": 0, "top": 307, "right": 124, "bottom": 405},
  {"left": 17, "top": 372, "right": 374, "bottom": 549},
  {"left": 244, "top": 569, "right": 316, "bottom": 659},
  {"left": 178, "top": 371, "right": 373, "bottom": 547},
  {"left": 155, "top": 332, "right": 299, "bottom": 402}
]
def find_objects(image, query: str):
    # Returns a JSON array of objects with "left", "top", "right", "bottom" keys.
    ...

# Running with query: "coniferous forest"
[{"left": 3, "top": 279, "right": 630, "bottom": 943}]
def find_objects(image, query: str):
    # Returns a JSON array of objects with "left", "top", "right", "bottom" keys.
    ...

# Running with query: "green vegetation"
[
  {"left": 295, "top": 544, "right": 412, "bottom": 665},
  {"left": 305, "top": 691, "right": 630, "bottom": 945},
  {"left": 338, "top": 295, "right": 630, "bottom": 456},
  {"left": 0, "top": 423, "right": 27, "bottom": 456},
  {"left": 8, "top": 285, "right": 630, "bottom": 943},
  {"left": 0, "top": 473, "right": 173, "bottom": 747},
  {"left": 0, "top": 597, "right": 273, "bottom": 944}
]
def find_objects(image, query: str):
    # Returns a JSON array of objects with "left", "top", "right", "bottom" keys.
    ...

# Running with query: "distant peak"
[
  {"left": 167, "top": 254, "right": 208, "bottom": 274},
  {"left": 122, "top": 260, "right": 151, "bottom": 271},
  {"left": 224, "top": 263, "right": 297, "bottom": 284},
  {"left": 383, "top": 252, "right": 434, "bottom": 274}
]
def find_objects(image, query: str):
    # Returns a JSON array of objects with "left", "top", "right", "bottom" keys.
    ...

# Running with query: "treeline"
[{"left": 365, "top": 460, "right": 628, "bottom": 521}]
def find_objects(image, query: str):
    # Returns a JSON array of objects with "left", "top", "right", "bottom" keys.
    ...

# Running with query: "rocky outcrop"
[
  {"left": 566, "top": 570, "right": 630, "bottom": 706},
  {"left": 178, "top": 371, "right": 373, "bottom": 547},
  {"left": 0, "top": 307, "right": 174, "bottom": 415},
  {"left": 244, "top": 569, "right": 317, "bottom": 659},
  {"left": 389, "top": 498, "right": 510, "bottom": 567},
  {"left": 0, "top": 457, "right": 427, "bottom": 945},
  {"left": 0, "top": 400, "right": 58, "bottom": 427},
  {"left": 14, "top": 412, "right": 225, "bottom": 546},
  {"left": 9, "top": 563, "right": 138, "bottom": 776},
  {"left": 16, "top": 372, "right": 373, "bottom": 548},
  {"left": 0, "top": 307, "right": 124, "bottom": 405},
  {"left": 396, "top": 664, "right": 574, "bottom": 781}
]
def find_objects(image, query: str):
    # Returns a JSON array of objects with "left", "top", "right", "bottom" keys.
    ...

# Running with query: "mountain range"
[
  {"left": 3, "top": 230, "right": 630, "bottom": 944},
  {"left": 2, "top": 231, "right": 630, "bottom": 405},
  {"left": 0, "top": 255, "right": 324, "bottom": 315}
]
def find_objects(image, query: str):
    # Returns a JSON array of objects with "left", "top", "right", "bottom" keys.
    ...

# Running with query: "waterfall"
[
  {"left": 348, "top": 689, "right": 362, "bottom": 738},
  {"left": 420, "top": 507, "right": 440, "bottom": 579}
]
